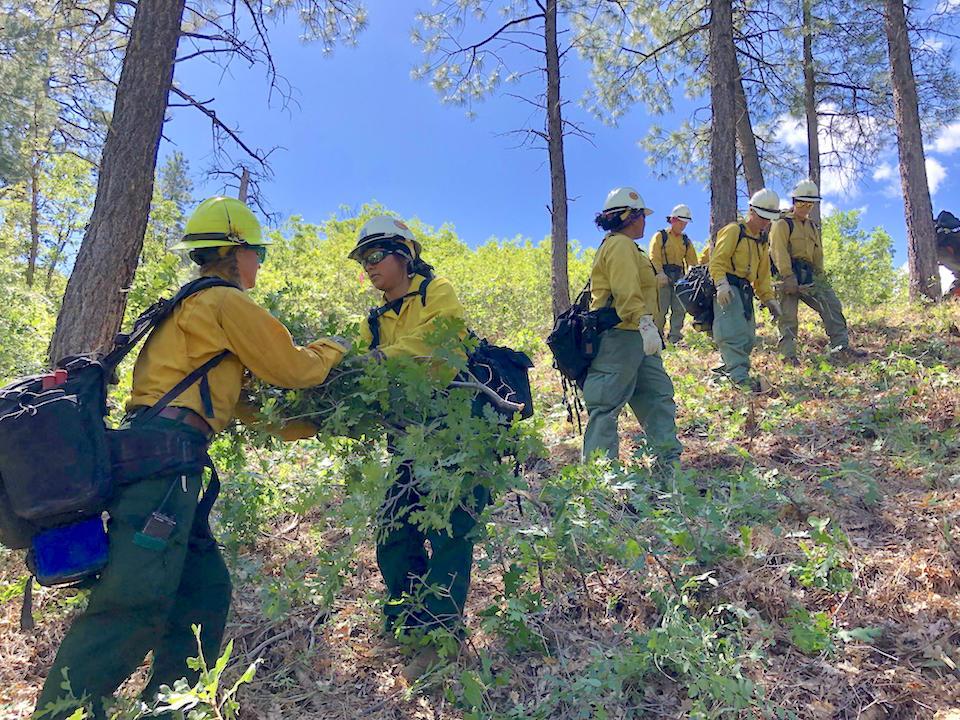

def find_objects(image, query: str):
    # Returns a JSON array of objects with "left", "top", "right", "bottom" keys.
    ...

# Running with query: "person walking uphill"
[
  {"left": 34, "top": 197, "right": 349, "bottom": 720},
  {"left": 350, "top": 216, "right": 483, "bottom": 682},
  {"left": 771, "top": 179, "right": 866, "bottom": 363},
  {"left": 581, "top": 187, "right": 682, "bottom": 467},
  {"left": 650, "top": 204, "right": 699, "bottom": 343},
  {"left": 709, "top": 189, "right": 783, "bottom": 391}
]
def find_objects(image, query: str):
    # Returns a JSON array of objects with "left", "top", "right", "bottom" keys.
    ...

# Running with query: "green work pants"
[
  {"left": 376, "top": 459, "right": 489, "bottom": 633},
  {"left": 777, "top": 275, "right": 849, "bottom": 358},
  {"left": 713, "top": 291, "right": 756, "bottom": 384},
  {"left": 581, "top": 328, "right": 681, "bottom": 464},
  {"left": 34, "top": 433, "right": 230, "bottom": 719},
  {"left": 656, "top": 283, "right": 687, "bottom": 343}
]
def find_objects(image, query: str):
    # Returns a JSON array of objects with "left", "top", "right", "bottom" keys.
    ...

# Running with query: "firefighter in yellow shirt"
[
  {"left": 582, "top": 187, "right": 681, "bottom": 465},
  {"left": 34, "top": 197, "right": 347, "bottom": 719},
  {"left": 770, "top": 180, "right": 866, "bottom": 363},
  {"left": 709, "top": 189, "right": 783, "bottom": 391},
  {"left": 650, "top": 204, "right": 699, "bottom": 343},
  {"left": 350, "top": 216, "right": 482, "bottom": 682}
]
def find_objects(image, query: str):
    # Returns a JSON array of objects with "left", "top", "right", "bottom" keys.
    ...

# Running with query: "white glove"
[
  {"left": 716, "top": 281, "right": 734, "bottom": 307},
  {"left": 327, "top": 336, "right": 352, "bottom": 354},
  {"left": 764, "top": 299, "right": 782, "bottom": 319},
  {"left": 656, "top": 272, "right": 670, "bottom": 288},
  {"left": 637, "top": 315, "right": 662, "bottom": 356}
]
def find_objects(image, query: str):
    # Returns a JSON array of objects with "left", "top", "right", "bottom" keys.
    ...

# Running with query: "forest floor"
[{"left": 2, "top": 304, "right": 960, "bottom": 719}]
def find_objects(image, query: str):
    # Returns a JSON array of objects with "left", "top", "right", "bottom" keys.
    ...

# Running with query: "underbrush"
[{"left": 2, "top": 304, "right": 960, "bottom": 719}]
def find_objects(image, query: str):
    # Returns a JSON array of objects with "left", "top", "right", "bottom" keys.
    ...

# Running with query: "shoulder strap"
[
  {"left": 731, "top": 223, "right": 747, "bottom": 273},
  {"left": 102, "top": 277, "right": 238, "bottom": 369},
  {"left": 658, "top": 230, "right": 668, "bottom": 265},
  {"left": 367, "top": 276, "right": 433, "bottom": 350},
  {"left": 121, "top": 277, "right": 240, "bottom": 423}
]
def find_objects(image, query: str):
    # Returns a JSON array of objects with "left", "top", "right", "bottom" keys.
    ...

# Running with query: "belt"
[{"left": 155, "top": 406, "right": 214, "bottom": 439}]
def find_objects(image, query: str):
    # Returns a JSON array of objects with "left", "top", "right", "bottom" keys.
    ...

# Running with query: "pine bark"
[
  {"left": 734, "top": 74, "right": 764, "bottom": 196},
  {"left": 883, "top": 0, "right": 939, "bottom": 299},
  {"left": 709, "top": 0, "right": 739, "bottom": 244},
  {"left": 48, "top": 0, "right": 186, "bottom": 363},
  {"left": 802, "top": 0, "right": 821, "bottom": 224},
  {"left": 545, "top": 0, "right": 571, "bottom": 318}
]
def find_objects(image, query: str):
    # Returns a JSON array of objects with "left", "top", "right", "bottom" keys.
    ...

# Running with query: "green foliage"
[
  {"left": 151, "top": 625, "right": 259, "bottom": 719},
  {"left": 785, "top": 607, "right": 833, "bottom": 655},
  {"left": 821, "top": 210, "right": 903, "bottom": 307},
  {"left": 789, "top": 516, "right": 853, "bottom": 592}
]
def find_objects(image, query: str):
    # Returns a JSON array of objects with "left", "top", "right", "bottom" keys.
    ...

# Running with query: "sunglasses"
[
  {"left": 794, "top": 200, "right": 814, "bottom": 208},
  {"left": 361, "top": 248, "right": 395, "bottom": 267},
  {"left": 252, "top": 246, "right": 267, "bottom": 264}
]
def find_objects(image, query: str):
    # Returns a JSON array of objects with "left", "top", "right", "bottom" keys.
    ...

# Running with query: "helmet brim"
[
  {"left": 792, "top": 195, "right": 821, "bottom": 203},
  {"left": 751, "top": 206, "right": 782, "bottom": 221},
  {"left": 172, "top": 234, "right": 274, "bottom": 251},
  {"left": 348, "top": 235, "right": 420, "bottom": 262}
]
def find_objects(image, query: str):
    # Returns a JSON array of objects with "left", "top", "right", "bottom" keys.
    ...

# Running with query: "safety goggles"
[{"left": 360, "top": 248, "right": 395, "bottom": 267}]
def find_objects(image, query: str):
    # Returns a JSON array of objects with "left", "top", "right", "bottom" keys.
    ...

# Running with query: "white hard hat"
[
  {"left": 669, "top": 204, "right": 693, "bottom": 222},
  {"left": 349, "top": 215, "right": 422, "bottom": 262},
  {"left": 791, "top": 179, "right": 821, "bottom": 202},
  {"left": 602, "top": 187, "right": 654, "bottom": 216},
  {"left": 748, "top": 188, "right": 782, "bottom": 221}
]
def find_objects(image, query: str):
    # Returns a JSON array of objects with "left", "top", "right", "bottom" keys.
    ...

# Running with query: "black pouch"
[
  {"left": 791, "top": 258, "right": 816, "bottom": 287},
  {"left": 726, "top": 274, "right": 756, "bottom": 321},
  {"left": 663, "top": 264, "right": 684, "bottom": 283}
]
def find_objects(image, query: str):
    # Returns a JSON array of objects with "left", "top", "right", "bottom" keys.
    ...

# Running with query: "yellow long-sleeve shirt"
[
  {"left": 359, "top": 274, "right": 466, "bottom": 360},
  {"left": 700, "top": 244, "right": 712, "bottom": 265},
  {"left": 127, "top": 283, "right": 345, "bottom": 434},
  {"left": 650, "top": 229, "right": 699, "bottom": 273},
  {"left": 589, "top": 232, "right": 658, "bottom": 330},
  {"left": 708, "top": 222, "right": 774, "bottom": 303},
  {"left": 769, "top": 212, "right": 824, "bottom": 275}
]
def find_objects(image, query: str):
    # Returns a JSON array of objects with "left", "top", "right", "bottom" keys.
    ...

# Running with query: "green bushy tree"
[{"left": 821, "top": 209, "right": 902, "bottom": 306}]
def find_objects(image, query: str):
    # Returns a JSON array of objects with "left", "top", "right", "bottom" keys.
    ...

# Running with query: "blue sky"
[{"left": 164, "top": 3, "right": 960, "bottom": 269}]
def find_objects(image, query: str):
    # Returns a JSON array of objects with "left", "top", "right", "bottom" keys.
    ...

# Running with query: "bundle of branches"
[{"left": 240, "top": 302, "right": 541, "bottom": 536}]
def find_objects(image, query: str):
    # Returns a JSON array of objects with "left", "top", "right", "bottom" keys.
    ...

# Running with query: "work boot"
[
  {"left": 783, "top": 356, "right": 800, "bottom": 367},
  {"left": 735, "top": 377, "right": 763, "bottom": 393},
  {"left": 401, "top": 646, "right": 442, "bottom": 683},
  {"left": 837, "top": 346, "right": 867, "bottom": 359}
]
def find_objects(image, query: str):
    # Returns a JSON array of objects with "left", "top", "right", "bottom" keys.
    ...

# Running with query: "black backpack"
[
  {"left": 675, "top": 265, "right": 716, "bottom": 326},
  {"left": 546, "top": 280, "right": 620, "bottom": 387},
  {"left": 367, "top": 277, "right": 534, "bottom": 423},
  {"left": 0, "top": 277, "right": 236, "bottom": 563}
]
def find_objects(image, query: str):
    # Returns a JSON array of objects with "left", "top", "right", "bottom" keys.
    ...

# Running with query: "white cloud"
[
  {"left": 772, "top": 104, "right": 880, "bottom": 199},
  {"left": 927, "top": 156, "right": 947, "bottom": 195},
  {"left": 931, "top": 121, "right": 960, "bottom": 154},
  {"left": 873, "top": 163, "right": 895, "bottom": 181},
  {"left": 870, "top": 157, "right": 945, "bottom": 197},
  {"left": 821, "top": 200, "right": 838, "bottom": 217}
]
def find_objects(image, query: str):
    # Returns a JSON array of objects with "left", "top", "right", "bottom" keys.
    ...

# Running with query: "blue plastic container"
[{"left": 31, "top": 516, "right": 109, "bottom": 586}]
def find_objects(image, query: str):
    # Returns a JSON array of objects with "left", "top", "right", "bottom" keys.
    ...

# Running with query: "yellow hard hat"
[{"left": 172, "top": 196, "right": 271, "bottom": 251}]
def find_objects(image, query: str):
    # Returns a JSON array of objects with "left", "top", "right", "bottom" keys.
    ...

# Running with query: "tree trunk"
[
  {"left": 802, "top": 0, "right": 821, "bottom": 225},
  {"left": 27, "top": 153, "right": 40, "bottom": 288},
  {"left": 545, "top": 0, "right": 571, "bottom": 318},
  {"left": 26, "top": 99, "right": 42, "bottom": 288},
  {"left": 883, "top": 0, "right": 939, "bottom": 300},
  {"left": 48, "top": 0, "right": 186, "bottom": 363},
  {"left": 709, "top": 0, "right": 739, "bottom": 244},
  {"left": 734, "top": 74, "right": 764, "bottom": 196}
]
